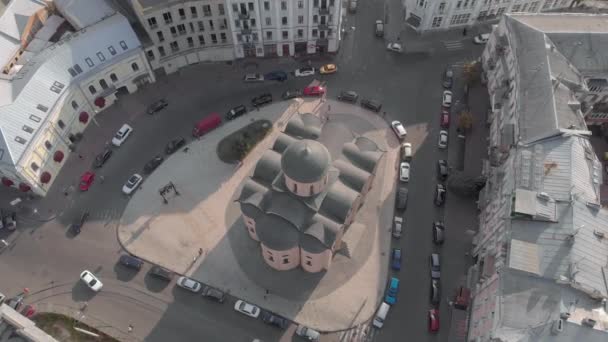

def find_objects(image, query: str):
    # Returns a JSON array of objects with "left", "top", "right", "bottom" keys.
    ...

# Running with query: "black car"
[
  {"left": 432, "top": 221, "right": 445, "bottom": 245},
  {"left": 430, "top": 279, "right": 441, "bottom": 305},
  {"left": 149, "top": 266, "right": 173, "bottom": 281},
  {"left": 166, "top": 137, "right": 186, "bottom": 154},
  {"left": 338, "top": 90, "right": 359, "bottom": 103},
  {"left": 201, "top": 285, "right": 226, "bottom": 303},
  {"left": 282, "top": 90, "right": 302, "bottom": 100},
  {"left": 252, "top": 93, "right": 273, "bottom": 107},
  {"left": 119, "top": 254, "right": 144, "bottom": 270},
  {"left": 435, "top": 184, "right": 446, "bottom": 206},
  {"left": 361, "top": 98, "right": 382, "bottom": 112},
  {"left": 261, "top": 311, "right": 289, "bottom": 329},
  {"left": 442, "top": 68, "right": 454, "bottom": 89},
  {"left": 93, "top": 148, "right": 113, "bottom": 168},
  {"left": 226, "top": 105, "right": 248, "bottom": 120},
  {"left": 265, "top": 70, "right": 287, "bottom": 81},
  {"left": 69, "top": 212, "right": 89, "bottom": 235},
  {"left": 437, "top": 159, "right": 449, "bottom": 180},
  {"left": 147, "top": 99, "right": 168, "bottom": 114},
  {"left": 396, "top": 187, "right": 408, "bottom": 210},
  {"left": 144, "top": 155, "right": 164, "bottom": 174}
]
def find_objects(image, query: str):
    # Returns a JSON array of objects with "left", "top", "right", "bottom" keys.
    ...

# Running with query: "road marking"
[
  {"left": 339, "top": 323, "right": 377, "bottom": 342},
  {"left": 443, "top": 40, "right": 464, "bottom": 51}
]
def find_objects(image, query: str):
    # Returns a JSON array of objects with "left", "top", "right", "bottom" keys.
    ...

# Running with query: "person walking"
[{"left": 463, "top": 27, "right": 468, "bottom": 36}]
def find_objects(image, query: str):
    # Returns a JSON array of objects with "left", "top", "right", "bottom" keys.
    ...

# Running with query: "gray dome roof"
[{"left": 281, "top": 139, "right": 331, "bottom": 183}]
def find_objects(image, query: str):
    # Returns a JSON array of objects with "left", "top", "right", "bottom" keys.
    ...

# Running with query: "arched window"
[
  {"left": 293, "top": 183, "right": 298, "bottom": 193},
  {"left": 99, "top": 79, "right": 108, "bottom": 89},
  {"left": 30, "top": 162, "right": 39, "bottom": 171},
  {"left": 110, "top": 73, "right": 118, "bottom": 82},
  {"left": 282, "top": 258, "right": 289, "bottom": 264},
  {"left": 44, "top": 141, "right": 52, "bottom": 150},
  {"left": 57, "top": 120, "right": 65, "bottom": 129},
  {"left": 71, "top": 101, "right": 78, "bottom": 110},
  {"left": 88, "top": 85, "right": 96, "bottom": 95},
  {"left": 310, "top": 185, "right": 314, "bottom": 195},
  {"left": 131, "top": 62, "right": 139, "bottom": 72}
]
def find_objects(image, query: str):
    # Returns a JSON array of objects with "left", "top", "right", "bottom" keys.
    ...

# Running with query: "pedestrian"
[
  {"left": 265, "top": 289, "right": 269, "bottom": 294},
  {"left": 99, "top": 176, "right": 105, "bottom": 184},
  {"left": 463, "top": 27, "right": 468, "bottom": 36},
  {"left": 78, "top": 154, "right": 83, "bottom": 160},
  {"left": 382, "top": 111, "right": 387, "bottom": 117},
  {"left": 128, "top": 325, "right": 133, "bottom": 332},
  {"left": 327, "top": 105, "right": 331, "bottom": 113},
  {"left": 198, "top": 248, "right": 203, "bottom": 255}
]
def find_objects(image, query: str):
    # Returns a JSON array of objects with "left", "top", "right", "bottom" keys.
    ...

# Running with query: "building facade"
[
  {"left": 0, "top": 0, "right": 155, "bottom": 197},
  {"left": 403, "top": 0, "right": 572, "bottom": 32}
]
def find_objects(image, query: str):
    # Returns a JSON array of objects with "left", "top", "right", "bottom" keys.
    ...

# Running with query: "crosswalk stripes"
[
  {"left": 338, "top": 323, "right": 377, "bottom": 342},
  {"left": 443, "top": 40, "right": 464, "bottom": 51}
]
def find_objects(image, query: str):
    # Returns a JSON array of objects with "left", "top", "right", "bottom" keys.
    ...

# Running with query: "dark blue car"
[
  {"left": 265, "top": 70, "right": 287, "bottom": 82},
  {"left": 391, "top": 248, "right": 402, "bottom": 270}
]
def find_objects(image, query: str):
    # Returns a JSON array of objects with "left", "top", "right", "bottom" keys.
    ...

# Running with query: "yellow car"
[{"left": 320, "top": 64, "right": 337, "bottom": 74}]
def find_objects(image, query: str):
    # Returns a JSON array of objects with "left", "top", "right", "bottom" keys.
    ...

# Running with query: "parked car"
[
  {"left": 435, "top": 183, "right": 446, "bottom": 206},
  {"left": 319, "top": 64, "right": 337, "bottom": 74},
  {"left": 294, "top": 67, "right": 315, "bottom": 77},
  {"left": 111, "top": 124, "right": 133, "bottom": 147},
  {"left": 430, "top": 279, "right": 441, "bottom": 306},
  {"left": 442, "top": 90, "right": 453, "bottom": 107},
  {"left": 428, "top": 308, "right": 440, "bottom": 332},
  {"left": 303, "top": 86, "right": 325, "bottom": 96},
  {"left": 430, "top": 253, "right": 441, "bottom": 279},
  {"left": 399, "top": 162, "right": 410, "bottom": 182},
  {"left": 401, "top": 142, "right": 412, "bottom": 161},
  {"left": 391, "top": 121, "right": 407, "bottom": 140},
  {"left": 386, "top": 42, "right": 403, "bottom": 53},
  {"left": 193, "top": 113, "right": 222, "bottom": 137},
  {"left": 234, "top": 300, "right": 260, "bottom": 318},
  {"left": 261, "top": 312, "right": 289, "bottom": 329},
  {"left": 166, "top": 137, "right": 186, "bottom": 154},
  {"left": 226, "top": 105, "right": 248, "bottom": 120},
  {"left": 244, "top": 73, "right": 264, "bottom": 82},
  {"left": 375, "top": 20, "right": 384, "bottom": 37},
  {"left": 79, "top": 171, "right": 95, "bottom": 191},
  {"left": 147, "top": 99, "right": 168, "bottom": 114},
  {"left": 348, "top": 0, "right": 357, "bottom": 12},
  {"left": 251, "top": 93, "right": 273, "bottom": 107},
  {"left": 337, "top": 90, "right": 359, "bottom": 103},
  {"left": 122, "top": 174, "right": 143, "bottom": 195},
  {"left": 384, "top": 277, "right": 400, "bottom": 305},
  {"left": 473, "top": 33, "right": 490, "bottom": 44},
  {"left": 295, "top": 325, "right": 320, "bottom": 341},
  {"left": 176, "top": 276, "right": 202, "bottom": 293},
  {"left": 440, "top": 110, "right": 450, "bottom": 128},
  {"left": 438, "top": 130, "right": 448, "bottom": 149},
  {"left": 361, "top": 98, "right": 382, "bottom": 112},
  {"left": 80, "top": 270, "right": 103, "bottom": 291},
  {"left": 437, "top": 159, "right": 448, "bottom": 180},
  {"left": 119, "top": 254, "right": 144, "bottom": 270},
  {"left": 93, "top": 149, "right": 113, "bottom": 168},
  {"left": 201, "top": 285, "right": 226, "bottom": 303},
  {"left": 149, "top": 266, "right": 173, "bottom": 281},
  {"left": 391, "top": 248, "right": 402, "bottom": 270},
  {"left": 265, "top": 70, "right": 287, "bottom": 81},
  {"left": 392, "top": 216, "right": 403, "bottom": 238},
  {"left": 396, "top": 187, "right": 408, "bottom": 210},
  {"left": 443, "top": 68, "right": 454, "bottom": 89},
  {"left": 144, "top": 155, "right": 164, "bottom": 174},
  {"left": 282, "top": 90, "right": 302, "bottom": 99},
  {"left": 433, "top": 221, "right": 445, "bottom": 245},
  {"left": 372, "top": 302, "right": 390, "bottom": 329}
]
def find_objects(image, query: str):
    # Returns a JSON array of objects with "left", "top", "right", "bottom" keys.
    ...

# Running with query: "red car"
[
  {"left": 428, "top": 309, "right": 440, "bottom": 333},
  {"left": 440, "top": 110, "right": 450, "bottom": 128},
  {"left": 80, "top": 171, "right": 95, "bottom": 191},
  {"left": 303, "top": 86, "right": 326, "bottom": 96}
]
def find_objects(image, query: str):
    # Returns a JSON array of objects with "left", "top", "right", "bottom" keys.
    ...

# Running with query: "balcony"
[
  {"left": 318, "top": 23, "right": 328, "bottom": 30},
  {"left": 319, "top": 7, "right": 330, "bottom": 15},
  {"left": 317, "top": 38, "right": 328, "bottom": 44},
  {"left": 242, "top": 27, "right": 252, "bottom": 34},
  {"left": 243, "top": 42, "right": 256, "bottom": 49},
  {"left": 239, "top": 12, "right": 250, "bottom": 20}
]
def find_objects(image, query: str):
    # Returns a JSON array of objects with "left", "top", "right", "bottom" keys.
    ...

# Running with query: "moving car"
[
  {"left": 443, "top": 68, "right": 454, "bottom": 89},
  {"left": 69, "top": 211, "right": 89, "bottom": 236},
  {"left": 234, "top": 300, "right": 260, "bottom": 318},
  {"left": 294, "top": 67, "right": 315, "bottom": 77},
  {"left": 430, "top": 253, "right": 441, "bottom": 279},
  {"left": 319, "top": 64, "right": 337, "bottom": 74},
  {"left": 435, "top": 183, "right": 446, "bottom": 206},
  {"left": 396, "top": 187, "right": 408, "bottom": 210},
  {"left": 432, "top": 221, "right": 445, "bottom": 245},
  {"left": 303, "top": 86, "right": 325, "bottom": 96},
  {"left": 428, "top": 308, "right": 440, "bottom": 332},
  {"left": 265, "top": 70, "right": 287, "bottom": 81},
  {"left": 337, "top": 90, "right": 358, "bottom": 103},
  {"left": 391, "top": 248, "right": 402, "bottom": 270},
  {"left": 261, "top": 312, "right": 289, "bottom": 329},
  {"left": 149, "top": 266, "right": 173, "bottom": 281},
  {"left": 147, "top": 99, "right": 168, "bottom": 114},
  {"left": 119, "top": 254, "right": 144, "bottom": 270},
  {"left": 111, "top": 124, "right": 133, "bottom": 147},
  {"left": 372, "top": 302, "right": 390, "bottom": 329},
  {"left": 144, "top": 155, "right": 164, "bottom": 174},
  {"left": 226, "top": 105, "right": 248, "bottom": 120},
  {"left": 430, "top": 279, "right": 441, "bottom": 306},
  {"left": 437, "top": 159, "right": 448, "bottom": 180},
  {"left": 251, "top": 93, "right": 273, "bottom": 107},
  {"left": 360, "top": 98, "right": 382, "bottom": 112},
  {"left": 393, "top": 216, "right": 403, "bottom": 238},
  {"left": 295, "top": 325, "right": 320, "bottom": 341},
  {"left": 375, "top": 20, "right": 384, "bottom": 37},
  {"left": 473, "top": 33, "right": 490, "bottom": 44},
  {"left": 387, "top": 42, "right": 403, "bottom": 53},
  {"left": 193, "top": 113, "right": 221, "bottom": 137},
  {"left": 399, "top": 162, "right": 410, "bottom": 182},
  {"left": 244, "top": 73, "right": 264, "bottom": 82},
  {"left": 442, "top": 90, "right": 453, "bottom": 107},
  {"left": 80, "top": 270, "right": 103, "bottom": 291},
  {"left": 166, "top": 137, "right": 186, "bottom": 154},
  {"left": 79, "top": 171, "right": 95, "bottom": 191},
  {"left": 122, "top": 174, "right": 143, "bottom": 195},
  {"left": 391, "top": 121, "right": 407, "bottom": 140},
  {"left": 201, "top": 285, "right": 226, "bottom": 303},
  {"left": 440, "top": 110, "right": 450, "bottom": 128},
  {"left": 93, "top": 148, "right": 112, "bottom": 168},
  {"left": 384, "top": 277, "right": 400, "bottom": 305},
  {"left": 438, "top": 130, "right": 448, "bottom": 149},
  {"left": 176, "top": 276, "right": 202, "bottom": 292},
  {"left": 282, "top": 90, "right": 302, "bottom": 99}
]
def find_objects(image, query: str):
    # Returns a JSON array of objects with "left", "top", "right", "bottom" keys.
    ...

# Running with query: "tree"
[
  {"left": 458, "top": 110, "right": 474, "bottom": 133},
  {"left": 463, "top": 61, "right": 481, "bottom": 86},
  {"left": 447, "top": 172, "right": 487, "bottom": 197}
]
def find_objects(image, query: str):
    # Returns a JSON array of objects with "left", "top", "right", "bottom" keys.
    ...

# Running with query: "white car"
[
  {"left": 392, "top": 216, "right": 403, "bottom": 238},
  {"left": 295, "top": 325, "right": 320, "bottom": 341},
  {"left": 111, "top": 123, "right": 133, "bottom": 147},
  {"left": 80, "top": 270, "right": 103, "bottom": 291},
  {"left": 295, "top": 67, "right": 315, "bottom": 77},
  {"left": 442, "top": 90, "right": 453, "bottom": 107},
  {"left": 399, "top": 162, "right": 410, "bottom": 182},
  {"left": 438, "top": 130, "right": 448, "bottom": 149},
  {"left": 177, "top": 276, "right": 202, "bottom": 293},
  {"left": 234, "top": 300, "right": 260, "bottom": 318},
  {"left": 386, "top": 42, "right": 403, "bottom": 53},
  {"left": 391, "top": 121, "right": 407, "bottom": 140},
  {"left": 122, "top": 173, "right": 143, "bottom": 195},
  {"left": 473, "top": 33, "right": 490, "bottom": 44}
]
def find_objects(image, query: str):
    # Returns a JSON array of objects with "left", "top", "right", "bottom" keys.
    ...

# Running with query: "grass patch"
[
  {"left": 33, "top": 313, "right": 119, "bottom": 342},
  {"left": 217, "top": 119, "right": 273, "bottom": 163}
]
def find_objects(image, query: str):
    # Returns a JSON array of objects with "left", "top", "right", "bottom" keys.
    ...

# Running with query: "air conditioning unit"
[{"left": 551, "top": 319, "right": 564, "bottom": 334}]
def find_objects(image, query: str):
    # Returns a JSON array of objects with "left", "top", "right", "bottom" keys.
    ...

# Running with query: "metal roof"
[
  {"left": 0, "top": 0, "right": 46, "bottom": 69},
  {"left": 283, "top": 113, "right": 321, "bottom": 140},
  {"left": 255, "top": 213, "right": 300, "bottom": 251},
  {"left": 280, "top": 139, "right": 331, "bottom": 183},
  {"left": 54, "top": 0, "right": 116, "bottom": 30}
]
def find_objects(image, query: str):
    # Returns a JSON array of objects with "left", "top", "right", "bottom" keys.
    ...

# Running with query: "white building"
[
  {"left": 468, "top": 13, "right": 608, "bottom": 341},
  {"left": 0, "top": 0, "right": 155, "bottom": 197},
  {"left": 403, "top": 0, "right": 572, "bottom": 32}
]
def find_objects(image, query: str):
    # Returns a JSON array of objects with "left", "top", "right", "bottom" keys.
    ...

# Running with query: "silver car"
[
  {"left": 177, "top": 276, "right": 202, "bottom": 293},
  {"left": 243, "top": 73, "right": 264, "bottom": 82}
]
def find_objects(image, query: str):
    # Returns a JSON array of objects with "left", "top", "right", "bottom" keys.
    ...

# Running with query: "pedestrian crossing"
[
  {"left": 443, "top": 40, "right": 464, "bottom": 51},
  {"left": 59, "top": 205, "right": 123, "bottom": 223},
  {"left": 338, "top": 323, "right": 377, "bottom": 342}
]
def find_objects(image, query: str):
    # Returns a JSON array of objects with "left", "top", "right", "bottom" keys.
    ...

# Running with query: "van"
[
  {"left": 372, "top": 302, "right": 390, "bottom": 328},
  {"left": 401, "top": 143, "right": 412, "bottom": 161},
  {"left": 193, "top": 113, "right": 221, "bottom": 137}
]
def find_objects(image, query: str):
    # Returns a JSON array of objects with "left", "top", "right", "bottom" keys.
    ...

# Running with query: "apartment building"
[
  {"left": 467, "top": 13, "right": 608, "bottom": 341},
  {"left": 403, "top": 0, "right": 572, "bottom": 32},
  {"left": 0, "top": 0, "right": 154, "bottom": 197}
]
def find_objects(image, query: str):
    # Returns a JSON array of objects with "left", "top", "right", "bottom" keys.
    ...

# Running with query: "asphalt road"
[{"left": 0, "top": 0, "right": 488, "bottom": 341}]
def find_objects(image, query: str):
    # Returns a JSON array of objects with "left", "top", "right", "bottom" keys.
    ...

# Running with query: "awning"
[
  {"left": 2, "top": 177, "right": 14, "bottom": 187},
  {"left": 79, "top": 111, "right": 89, "bottom": 123},
  {"left": 40, "top": 171, "right": 52, "bottom": 184},
  {"left": 94, "top": 97, "right": 106, "bottom": 108},
  {"left": 53, "top": 150, "right": 64, "bottom": 162},
  {"left": 19, "top": 183, "right": 31, "bottom": 192}
]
